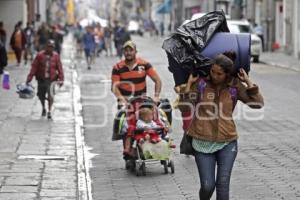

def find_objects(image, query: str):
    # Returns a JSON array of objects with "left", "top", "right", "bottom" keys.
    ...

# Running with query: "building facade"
[{"left": 245, "top": 0, "right": 300, "bottom": 58}]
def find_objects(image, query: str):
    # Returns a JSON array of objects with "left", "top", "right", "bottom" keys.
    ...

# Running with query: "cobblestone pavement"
[
  {"left": 1, "top": 34, "right": 300, "bottom": 200},
  {"left": 0, "top": 36, "right": 79, "bottom": 200},
  {"left": 77, "top": 35, "right": 300, "bottom": 200}
]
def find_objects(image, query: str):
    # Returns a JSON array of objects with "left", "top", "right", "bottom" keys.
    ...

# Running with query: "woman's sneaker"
[{"left": 47, "top": 112, "right": 52, "bottom": 119}]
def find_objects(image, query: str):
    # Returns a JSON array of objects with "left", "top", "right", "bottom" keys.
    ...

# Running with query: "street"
[
  {"left": 1, "top": 34, "right": 300, "bottom": 200},
  {"left": 77, "top": 35, "right": 300, "bottom": 200}
]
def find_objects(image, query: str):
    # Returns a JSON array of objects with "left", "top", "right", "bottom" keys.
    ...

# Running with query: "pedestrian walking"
[
  {"left": 35, "top": 22, "right": 50, "bottom": 51},
  {"left": 0, "top": 40, "right": 7, "bottom": 75},
  {"left": 82, "top": 26, "right": 96, "bottom": 70},
  {"left": 74, "top": 23, "right": 84, "bottom": 58},
  {"left": 10, "top": 24, "right": 26, "bottom": 66},
  {"left": 254, "top": 23, "right": 264, "bottom": 51},
  {"left": 104, "top": 24, "right": 113, "bottom": 56},
  {"left": 111, "top": 40, "right": 162, "bottom": 109},
  {"left": 23, "top": 22, "right": 35, "bottom": 65},
  {"left": 113, "top": 21, "right": 131, "bottom": 59},
  {"left": 0, "top": 21, "right": 7, "bottom": 45},
  {"left": 159, "top": 22, "right": 164, "bottom": 37},
  {"left": 94, "top": 23, "right": 105, "bottom": 57},
  {"left": 50, "top": 25, "right": 64, "bottom": 55},
  {"left": 111, "top": 40, "right": 162, "bottom": 157},
  {"left": 178, "top": 52, "right": 264, "bottom": 200},
  {"left": 26, "top": 40, "right": 64, "bottom": 119}
]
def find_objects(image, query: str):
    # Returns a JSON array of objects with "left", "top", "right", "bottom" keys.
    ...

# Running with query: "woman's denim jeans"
[{"left": 194, "top": 140, "right": 238, "bottom": 200}]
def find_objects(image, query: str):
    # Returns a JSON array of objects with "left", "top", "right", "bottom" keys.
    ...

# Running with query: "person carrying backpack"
[{"left": 178, "top": 52, "right": 264, "bottom": 200}]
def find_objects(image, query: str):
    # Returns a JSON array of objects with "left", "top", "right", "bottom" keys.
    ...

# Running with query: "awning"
[{"left": 156, "top": 0, "right": 172, "bottom": 14}]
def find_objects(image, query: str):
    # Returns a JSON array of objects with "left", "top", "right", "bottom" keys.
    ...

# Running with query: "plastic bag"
[
  {"left": 163, "top": 11, "right": 229, "bottom": 67},
  {"left": 16, "top": 83, "right": 35, "bottom": 99},
  {"left": 179, "top": 133, "right": 194, "bottom": 156},
  {"left": 162, "top": 11, "right": 229, "bottom": 86},
  {"left": 2, "top": 71, "right": 10, "bottom": 90}
]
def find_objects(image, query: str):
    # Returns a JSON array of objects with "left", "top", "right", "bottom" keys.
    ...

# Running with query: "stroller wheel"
[
  {"left": 141, "top": 162, "right": 146, "bottom": 176},
  {"left": 136, "top": 162, "right": 146, "bottom": 176},
  {"left": 125, "top": 160, "right": 135, "bottom": 171}
]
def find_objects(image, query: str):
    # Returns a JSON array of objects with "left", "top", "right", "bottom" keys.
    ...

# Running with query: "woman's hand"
[
  {"left": 184, "top": 74, "right": 198, "bottom": 93},
  {"left": 187, "top": 74, "right": 199, "bottom": 85},
  {"left": 237, "top": 68, "right": 253, "bottom": 87},
  {"left": 237, "top": 68, "right": 249, "bottom": 82}
]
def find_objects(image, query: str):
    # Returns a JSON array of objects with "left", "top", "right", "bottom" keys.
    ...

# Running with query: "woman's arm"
[{"left": 177, "top": 74, "right": 199, "bottom": 112}]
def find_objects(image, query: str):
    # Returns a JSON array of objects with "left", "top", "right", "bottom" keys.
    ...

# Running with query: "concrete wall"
[{"left": 0, "top": 0, "right": 27, "bottom": 50}]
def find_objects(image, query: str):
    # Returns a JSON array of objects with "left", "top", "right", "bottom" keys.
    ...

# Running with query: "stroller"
[{"left": 112, "top": 96, "right": 175, "bottom": 176}]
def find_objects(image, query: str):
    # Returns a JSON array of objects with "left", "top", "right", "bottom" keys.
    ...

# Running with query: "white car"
[
  {"left": 127, "top": 20, "right": 143, "bottom": 36},
  {"left": 227, "top": 20, "right": 262, "bottom": 63}
]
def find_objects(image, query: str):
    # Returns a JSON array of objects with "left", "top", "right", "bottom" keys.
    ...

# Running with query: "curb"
[
  {"left": 260, "top": 60, "right": 300, "bottom": 73},
  {"left": 73, "top": 62, "right": 93, "bottom": 200}
]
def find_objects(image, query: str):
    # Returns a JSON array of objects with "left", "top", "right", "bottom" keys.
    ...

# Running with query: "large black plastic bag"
[{"left": 162, "top": 11, "right": 229, "bottom": 86}]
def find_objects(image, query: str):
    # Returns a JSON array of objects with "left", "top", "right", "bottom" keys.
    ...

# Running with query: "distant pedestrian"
[
  {"left": 10, "top": 24, "right": 26, "bottom": 66},
  {"left": 82, "top": 26, "right": 96, "bottom": 70},
  {"left": 0, "top": 21, "right": 7, "bottom": 45},
  {"left": 113, "top": 21, "right": 131, "bottom": 59},
  {"left": 159, "top": 22, "right": 164, "bottom": 37},
  {"left": 74, "top": 24, "right": 84, "bottom": 57},
  {"left": 23, "top": 22, "right": 35, "bottom": 65},
  {"left": 178, "top": 52, "right": 264, "bottom": 200},
  {"left": 50, "top": 25, "right": 64, "bottom": 54},
  {"left": 0, "top": 40, "right": 7, "bottom": 75},
  {"left": 26, "top": 40, "right": 64, "bottom": 119},
  {"left": 36, "top": 22, "right": 50, "bottom": 51},
  {"left": 104, "top": 25, "right": 113, "bottom": 56},
  {"left": 254, "top": 23, "right": 264, "bottom": 51}
]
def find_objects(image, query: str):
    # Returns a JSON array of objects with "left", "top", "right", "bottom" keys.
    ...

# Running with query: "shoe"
[
  {"left": 41, "top": 109, "right": 46, "bottom": 116},
  {"left": 47, "top": 112, "right": 52, "bottom": 119}
]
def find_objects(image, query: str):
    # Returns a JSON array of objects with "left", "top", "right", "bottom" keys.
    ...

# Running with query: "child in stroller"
[
  {"left": 120, "top": 96, "right": 175, "bottom": 175},
  {"left": 124, "top": 106, "right": 169, "bottom": 155},
  {"left": 136, "top": 107, "right": 167, "bottom": 144}
]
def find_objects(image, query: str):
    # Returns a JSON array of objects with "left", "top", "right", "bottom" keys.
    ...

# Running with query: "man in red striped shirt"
[{"left": 111, "top": 40, "right": 161, "bottom": 107}]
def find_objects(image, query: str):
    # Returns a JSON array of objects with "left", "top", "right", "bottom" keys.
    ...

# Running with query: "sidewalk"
[
  {"left": 260, "top": 51, "right": 300, "bottom": 72},
  {"left": 0, "top": 37, "right": 82, "bottom": 200}
]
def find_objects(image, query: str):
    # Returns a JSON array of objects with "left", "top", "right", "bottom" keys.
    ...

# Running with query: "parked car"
[
  {"left": 227, "top": 20, "right": 262, "bottom": 63},
  {"left": 127, "top": 20, "right": 143, "bottom": 36}
]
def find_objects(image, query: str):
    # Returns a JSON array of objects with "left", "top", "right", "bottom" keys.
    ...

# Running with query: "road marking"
[
  {"left": 18, "top": 155, "right": 67, "bottom": 160},
  {"left": 100, "top": 79, "right": 111, "bottom": 83}
]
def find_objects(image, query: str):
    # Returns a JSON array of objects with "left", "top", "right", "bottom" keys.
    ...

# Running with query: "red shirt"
[{"left": 27, "top": 50, "right": 64, "bottom": 82}]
